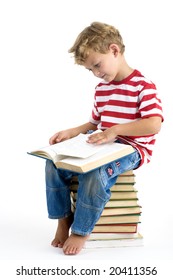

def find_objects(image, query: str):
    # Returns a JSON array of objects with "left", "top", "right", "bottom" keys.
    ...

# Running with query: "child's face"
[{"left": 84, "top": 47, "right": 119, "bottom": 82}]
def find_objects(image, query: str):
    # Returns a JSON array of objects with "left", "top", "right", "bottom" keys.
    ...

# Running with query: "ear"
[{"left": 109, "top": 44, "right": 120, "bottom": 57}]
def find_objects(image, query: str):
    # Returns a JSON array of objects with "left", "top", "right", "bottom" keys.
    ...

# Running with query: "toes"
[
  {"left": 51, "top": 239, "right": 63, "bottom": 248},
  {"left": 51, "top": 240, "right": 58, "bottom": 247},
  {"left": 63, "top": 245, "right": 78, "bottom": 255}
]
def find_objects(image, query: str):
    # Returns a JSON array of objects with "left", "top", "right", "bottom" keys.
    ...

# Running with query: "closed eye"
[
  {"left": 86, "top": 62, "right": 101, "bottom": 72},
  {"left": 94, "top": 63, "right": 101, "bottom": 68}
]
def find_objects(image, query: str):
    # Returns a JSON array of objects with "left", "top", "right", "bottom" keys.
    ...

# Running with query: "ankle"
[{"left": 58, "top": 214, "right": 73, "bottom": 228}]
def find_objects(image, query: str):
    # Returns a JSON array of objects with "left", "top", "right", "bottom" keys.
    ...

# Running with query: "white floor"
[
  {"left": 0, "top": 214, "right": 173, "bottom": 279},
  {"left": 1, "top": 215, "right": 173, "bottom": 261}
]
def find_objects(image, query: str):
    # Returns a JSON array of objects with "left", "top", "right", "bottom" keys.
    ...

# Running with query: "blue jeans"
[{"left": 45, "top": 150, "right": 141, "bottom": 236}]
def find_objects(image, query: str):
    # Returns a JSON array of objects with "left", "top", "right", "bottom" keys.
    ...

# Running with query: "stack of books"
[{"left": 70, "top": 170, "right": 143, "bottom": 248}]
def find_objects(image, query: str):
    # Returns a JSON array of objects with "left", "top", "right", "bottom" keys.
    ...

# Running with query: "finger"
[
  {"left": 94, "top": 138, "right": 106, "bottom": 145},
  {"left": 87, "top": 136, "right": 104, "bottom": 144},
  {"left": 87, "top": 133, "right": 102, "bottom": 142},
  {"left": 49, "top": 137, "right": 56, "bottom": 145},
  {"left": 49, "top": 133, "right": 60, "bottom": 145}
]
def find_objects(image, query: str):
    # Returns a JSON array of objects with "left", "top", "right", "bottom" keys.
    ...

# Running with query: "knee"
[
  {"left": 45, "top": 160, "right": 56, "bottom": 177},
  {"left": 78, "top": 169, "right": 111, "bottom": 203},
  {"left": 45, "top": 160, "right": 60, "bottom": 188},
  {"left": 78, "top": 169, "right": 100, "bottom": 195}
]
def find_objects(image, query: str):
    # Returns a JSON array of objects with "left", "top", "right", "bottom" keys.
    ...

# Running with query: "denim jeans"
[{"left": 45, "top": 150, "right": 141, "bottom": 236}]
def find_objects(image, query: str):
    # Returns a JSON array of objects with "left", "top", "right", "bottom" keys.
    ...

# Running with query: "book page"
[
  {"left": 29, "top": 147, "right": 65, "bottom": 162},
  {"left": 47, "top": 132, "right": 106, "bottom": 158},
  {"left": 28, "top": 130, "right": 106, "bottom": 161}
]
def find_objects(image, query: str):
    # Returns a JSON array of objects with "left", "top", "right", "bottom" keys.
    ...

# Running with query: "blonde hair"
[{"left": 68, "top": 22, "right": 125, "bottom": 65}]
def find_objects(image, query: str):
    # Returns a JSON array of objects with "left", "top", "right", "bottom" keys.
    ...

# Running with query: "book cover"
[
  {"left": 96, "top": 214, "right": 141, "bottom": 224},
  {"left": 108, "top": 184, "right": 136, "bottom": 192},
  {"left": 88, "top": 232, "right": 139, "bottom": 240},
  {"left": 71, "top": 198, "right": 140, "bottom": 208},
  {"left": 104, "top": 199, "right": 139, "bottom": 208},
  {"left": 116, "top": 176, "right": 136, "bottom": 184},
  {"left": 92, "top": 223, "right": 138, "bottom": 233},
  {"left": 71, "top": 190, "right": 138, "bottom": 201},
  {"left": 70, "top": 183, "right": 136, "bottom": 192},
  {"left": 118, "top": 170, "right": 135, "bottom": 176},
  {"left": 84, "top": 233, "right": 143, "bottom": 248},
  {"left": 108, "top": 191, "right": 138, "bottom": 200},
  {"left": 101, "top": 206, "right": 142, "bottom": 216}
]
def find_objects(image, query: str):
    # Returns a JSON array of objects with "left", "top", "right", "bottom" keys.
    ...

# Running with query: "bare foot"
[
  {"left": 63, "top": 233, "right": 89, "bottom": 255},
  {"left": 51, "top": 215, "right": 73, "bottom": 248}
]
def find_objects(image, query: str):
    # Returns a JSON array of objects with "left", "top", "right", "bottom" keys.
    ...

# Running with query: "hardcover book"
[
  {"left": 28, "top": 130, "right": 135, "bottom": 173},
  {"left": 92, "top": 223, "right": 138, "bottom": 233},
  {"left": 84, "top": 233, "right": 143, "bottom": 248}
]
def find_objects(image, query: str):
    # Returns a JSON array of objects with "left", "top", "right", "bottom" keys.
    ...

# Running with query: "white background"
[{"left": 0, "top": 0, "right": 172, "bottom": 279}]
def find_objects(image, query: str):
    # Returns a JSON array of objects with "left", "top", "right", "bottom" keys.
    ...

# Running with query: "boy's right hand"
[
  {"left": 49, "top": 122, "right": 96, "bottom": 145},
  {"left": 49, "top": 129, "right": 77, "bottom": 145}
]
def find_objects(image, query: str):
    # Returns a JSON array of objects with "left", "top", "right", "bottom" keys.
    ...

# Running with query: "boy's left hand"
[{"left": 87, "top": 128, "right": 116, "bottom": 145}]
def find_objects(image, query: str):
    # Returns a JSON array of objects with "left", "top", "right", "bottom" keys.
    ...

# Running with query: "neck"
[{"left": 114, "top": 56, "right": 134, "bottom": 81}]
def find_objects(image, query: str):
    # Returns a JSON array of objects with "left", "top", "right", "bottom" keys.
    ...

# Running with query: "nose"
[{"left": 93, "top": 69, "right": 101, "bottom": 77}]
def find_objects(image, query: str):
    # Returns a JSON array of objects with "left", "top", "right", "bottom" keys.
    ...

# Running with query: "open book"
[{"left": 28, "top": 131, "right": 135, "bottom": 173}]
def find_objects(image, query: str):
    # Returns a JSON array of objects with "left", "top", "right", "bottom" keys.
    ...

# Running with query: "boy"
[{"left": 45, "top": 22, "right": 163, "bottom": 255}]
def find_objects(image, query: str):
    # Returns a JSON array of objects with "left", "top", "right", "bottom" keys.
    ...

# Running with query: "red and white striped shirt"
[{"left": 89, "top": 69, "right": 163, "bottom": 167}]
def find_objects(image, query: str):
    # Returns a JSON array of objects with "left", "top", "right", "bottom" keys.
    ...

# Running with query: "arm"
[
  {"left": 87, "top": 116, "right": 162, "bottom": 144},
  {"left": 49, "top": 122, "right": 97, "bottom": 144}
]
